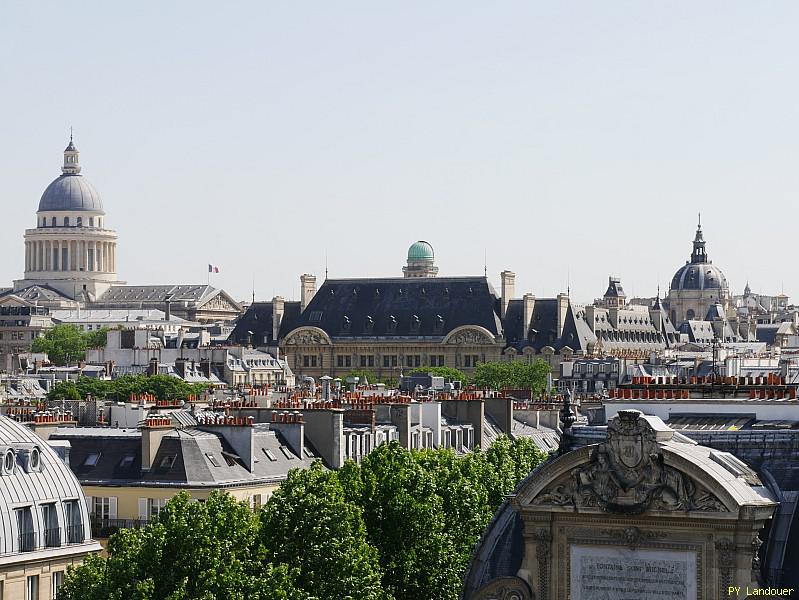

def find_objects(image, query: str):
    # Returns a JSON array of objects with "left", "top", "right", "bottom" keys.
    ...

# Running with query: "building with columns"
[{"left": 14, "top": 138, "right": 122, "bottom": 301}]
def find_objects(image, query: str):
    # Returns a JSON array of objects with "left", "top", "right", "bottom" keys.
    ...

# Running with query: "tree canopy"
[
  {"left": 48, "top": 374, "right": 208, "bottom": 403},
  {"left": 58, "top": 437, "right": 546, "bottom": 600},
  {"left": 409, "top": 365, "right": 468, "bottom": 383},
  {"left": 31, "top": 324, "right": 109, "bottom": 366},
  {"left": 471, "top": 359, "right": 551, "bottom": 395}
]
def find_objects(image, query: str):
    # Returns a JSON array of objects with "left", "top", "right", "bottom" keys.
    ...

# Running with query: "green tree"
[
  {"left": 47, "top": 375, "right": 207, "bottom": 403},
  {"left": 84, "top": 326, "right": 109, "bottom": 348},
  {"left": 472, "top": 360, "right": 551, "bottom": 396},
  {"left": 409, "top": 366, "right": 468, "bottom": 384},
  {"left": 260, "top": 464, "right": 390, "bottom": 600},
  {"left": 31, "top": 324, "right": 87, "bottom": 366},
  {"left": 58, "top": 492, "right": 308, "bottom": 600}
]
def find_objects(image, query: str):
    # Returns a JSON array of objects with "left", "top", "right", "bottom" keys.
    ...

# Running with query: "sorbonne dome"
[{"left": 666, "top": 218, "right": 731, "bottom": 326}]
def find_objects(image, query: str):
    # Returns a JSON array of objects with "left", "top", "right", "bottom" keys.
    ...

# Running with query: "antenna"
[
  {"left": 252, "top": 276, "right": 255, "bottom": 304},
  {"left": 325, "top": 251, "right": 329, "bottom": 280},
  {"left": 69, "top": 126, "right": 73, "bottom": 142},
  {"left": 483, "top": 248, "right": 487, "bottom": 277}
]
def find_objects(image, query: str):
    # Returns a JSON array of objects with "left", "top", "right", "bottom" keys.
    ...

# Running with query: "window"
[
  {"left": 25, "top": 575, "right": 38, "bottom": 600},
  {"left": 262, "top": 448, "right": 277, "bottom": 462},
  {"left": 336, "top": 355, "right": 351, "bottom": 368},
  {"left": 611, "top": 362, "right": 619, "bottom": 372},
  {"left": 147, "top": 498, "right": 166, "bottom": 519},
  {"left": 587, "top": 363, "right": 594, "bottom": 374},
  {"left": 93, "top": 497, "right": 111, "bottom": 523},
  {"left": 89, "top": 217, "right": 94, "bottom": 227},
  {"left": 251, "top": 494, "right": 262, "bottom": 510},
  {"left": 464, "top": 355, "right": 480, "bottom": 368},
  {"left": 383, "top": 355, "right": 398, "bottom": 368},
  {"left": 205, "top": 453, "right": 221, "bottom": 467},
  {"left": 42, "top": 503, "right": 60, "bottom": 547},
  {"left": 63, "top": 216, "right": 69, "bottom": 226},
  {"left": 52, "top": 571, "right": 64, "bottom": 598},
  {"left": 279, "top": 446, "right": 295, "bottom": 460},
  {"left": 359, "top": 355, "right": 374, "bottom": 368},
  {"left": 302, "top": 355, "right": 317, "bottom": 368},
  {"left": 4, "top": 449, "right": 15, "bottom": 473},
  {"left": 406, "top": 355, "right": 421, "bottom": 368},
  {"left": 76, "top": 217, "right": 82, "bottom": 226},
  {"left": 63, "top": 500, "right": 83, "bottom": 543},
  {"left": 16, "top": 507, "right": 35, "bottom": 552},
  {"left": 119, "top": 454, "right": 135, "bottom": 468},
  {"left": 159, "top": 455, "right": 176, "bottom": 469},
  {"left": 430, "top": 355, "right": 445, "bottom": 367},
  {"left": 51, "top": 217, "right": 56, "bottom": 227},
  {"left": 83, "top": 452, "right": 100, "bottom": 467}
]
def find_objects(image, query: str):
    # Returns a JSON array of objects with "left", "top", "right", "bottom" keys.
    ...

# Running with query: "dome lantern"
[{"left": 62, "top": 132, "right": 81, "bottom": 175}]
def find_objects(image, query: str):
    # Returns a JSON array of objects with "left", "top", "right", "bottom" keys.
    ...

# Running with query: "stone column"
[
  {"left": 66, "top": 241, "right": 72, "bottom": 272},
  {"left": 83, "top": 241, "right": 89, "bottom": 272}
]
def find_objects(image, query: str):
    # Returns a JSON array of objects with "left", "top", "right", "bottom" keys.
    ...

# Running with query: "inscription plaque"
[{"left": 570, "top": 545, "right": 697, "bottom": 600}]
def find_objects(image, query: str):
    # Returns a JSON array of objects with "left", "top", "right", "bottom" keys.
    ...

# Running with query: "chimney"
[
  {"left": 147, "top": 357, "right": 159, "bottom": 376},
  {"left": 270, "top": 412, "right": 305, "bottom": 459},
  {"left": 500, "top": 270, "right": 515, "bottom": 318},
  {"left": 556, "top": 293, "right": 570, "bottom": 339},
  {"left": 300, "top": 274, "right": 317, "bottom": 312},
  {"left": 141, "top": 417, "right": 173, "bottom": 471},
  {"left": 272, "top": 296, "right": 284, "bottom": 343},
  {"left": 164, "top": 298, "right": 172, "bottom": 322},
  {"left": 174, "top": 357, "right": 186, "bottom": 378},
  {"left": 522, "top": 294, "right": 535, "bottom": 338}
]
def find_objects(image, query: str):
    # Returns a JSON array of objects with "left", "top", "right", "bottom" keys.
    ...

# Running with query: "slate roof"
[
  {"left": 1, "top": 284, "right": 74, "bottom": 304},
  {"left": 293, "top": 277, "right": 503, "bottom": 340},
  {"left": 98, "top": 285, "right": 218, "bottom": 304},
  {"left": 230, "top": 300, "right": 302, "bottom": 346},
  {"left": 51, "top": 424, "right": 318, "bottom": 488}
]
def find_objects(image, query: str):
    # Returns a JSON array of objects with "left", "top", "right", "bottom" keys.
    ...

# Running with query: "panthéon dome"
[{"left": 37, "top": 139, "right": 104, "bottom": 213}]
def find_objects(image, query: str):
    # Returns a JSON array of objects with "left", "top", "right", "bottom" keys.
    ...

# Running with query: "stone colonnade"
[{"left": 24, "top": 239, "right": 116, "bottom": 273}]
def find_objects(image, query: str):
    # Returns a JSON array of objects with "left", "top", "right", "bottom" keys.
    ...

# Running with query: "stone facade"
[{"left": 464, "top": 410, "right": 778, "bottom": 600}]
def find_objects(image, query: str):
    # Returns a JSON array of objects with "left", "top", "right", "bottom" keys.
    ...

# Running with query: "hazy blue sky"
[{"left": 2, "top": 2, "right": 798, "bottom": 303}]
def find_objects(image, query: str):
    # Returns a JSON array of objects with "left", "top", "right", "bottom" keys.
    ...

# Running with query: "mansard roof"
[
  {"left": 230, "top": 300, "right": 301, "bottom": 346},
  {"left": 292, "top": 277, "right": 503, "bottom": 340}
]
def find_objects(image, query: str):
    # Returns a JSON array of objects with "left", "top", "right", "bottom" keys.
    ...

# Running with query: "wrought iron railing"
[
  {"left": 90, "top": 517, "right": 149, "bottom": 538},
  {"left": 44, "top": 526, "right": 61, "bottom": 548},
  {"left": 18, "top": 531, "right": 36, "bottom": 552},
  {"left": 65, "top": 524, "right": 84, "bottom": 545}
]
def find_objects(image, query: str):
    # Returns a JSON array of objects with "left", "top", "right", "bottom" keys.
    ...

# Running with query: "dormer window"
[{"left": 3, "top": 449, "right": 15, "bottom": 474}]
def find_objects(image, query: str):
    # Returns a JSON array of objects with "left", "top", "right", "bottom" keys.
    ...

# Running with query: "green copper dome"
[{"left": 407, "top": 240, "right": 434, "bottom": 262}]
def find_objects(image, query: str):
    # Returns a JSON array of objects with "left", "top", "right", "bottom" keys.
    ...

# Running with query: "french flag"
[{"left": 208, "top": 264, "right": 220, "bottom": 273}]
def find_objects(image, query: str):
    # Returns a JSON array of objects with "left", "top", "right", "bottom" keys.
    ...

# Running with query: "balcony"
[
  {"left": 44, "top": 527, "right": 61, "bottom": 548},
  {"left": 18, "top": 531, "right": 36, "bottom": 553},
  {"left": 90, "top": 517, "right": 149, "bottom": 538},
  {"left": 65, "top": 524, "right": 84, "bottom": 545}
]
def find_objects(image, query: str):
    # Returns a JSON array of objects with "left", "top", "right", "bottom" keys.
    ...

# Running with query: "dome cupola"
[
  {"left": 37, "top": 137, "right": 104, "bottom": 213},
  {"left": 403, "top": 240, "right": 438, "bottom": 278}
]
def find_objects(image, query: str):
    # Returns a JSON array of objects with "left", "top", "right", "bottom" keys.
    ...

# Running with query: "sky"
[{"left": 2, "top": 2, "right": 798, "bottom": 304}]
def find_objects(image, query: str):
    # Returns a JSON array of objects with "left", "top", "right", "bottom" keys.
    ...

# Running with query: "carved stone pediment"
[
  {"left": 284, "top": 328, "right": 329, "bottom": 346},
  {"left": 472, "top": 577, "right": 533, "bottom": 600},
  {"left": 530, "top": 410, "right": 728, "bottom": 514},
  {"left": 447, "top": 328, "right": 493, "bottom": 345}
]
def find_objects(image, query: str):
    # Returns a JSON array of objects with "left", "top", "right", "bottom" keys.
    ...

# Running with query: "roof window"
[
  {"left": 205, "top": 453, "right": 221, "bottom": 467},
  {"left": 83, "top": 453, "right": 101, "bottom": 467}
]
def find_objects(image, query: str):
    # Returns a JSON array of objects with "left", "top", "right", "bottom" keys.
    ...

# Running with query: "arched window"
[
  {"left": 63, "top": 216, "right": 70, "bottom": 226},
  {"left": 89, "top": 217, "right": 94, "bottom": 227},
  {"left": 51, "top": 217, "right": 56, "bottom": 226},
  {"left": 76, "top": 217, "right": 82, "bottom": 227},
  {"left": 686, "top": 309, "right": 695, "bottom": 321}
]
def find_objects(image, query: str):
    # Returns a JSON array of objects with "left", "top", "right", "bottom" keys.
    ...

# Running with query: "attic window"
[
  {"left": 302, "top": 447, "right": 313, "bottom": 458},
  {"left": 279, "top": 446, "right": 295, "bottom": 460},
  {"left": 205, "top": 453, "right": 221, "bottom": 467},
  {"left": 262, "top": 448, "right": 277, "bottom": 462},
  {"left": 119, "top": 454, "right": 135, "bottom": 468},
  {"left": 160, "top": 455, "right": 176, "bottom": 469},
  {"left": 309, "top": 311, "right": 323, "bottom": 322},
  {"left": 83, "top": 453, "right": 101, "bottom": 467}
]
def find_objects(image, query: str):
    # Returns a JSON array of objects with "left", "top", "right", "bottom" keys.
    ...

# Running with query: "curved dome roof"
[
  {"left": 671, "top": 262, "right": 727, "bottom": 291},
  {"left": 408, "top": 240, "right": 434, "bottom": 262},
  {"left": 670, "top": 221, "right": 727, "bottom": 292},
  {"left": 38, "top": 174, "right": 104, "bottom": 213}
]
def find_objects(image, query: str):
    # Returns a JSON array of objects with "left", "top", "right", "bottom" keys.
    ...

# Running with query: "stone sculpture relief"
[
  {"left": 531, "top": 410, "right": 728, "bottom": 514},
  {"left": 285, "top": 330, "right": 328, "bottom": 346},
  {"left": 448, "top": 329, "right": 491, "bottom": 345}
]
